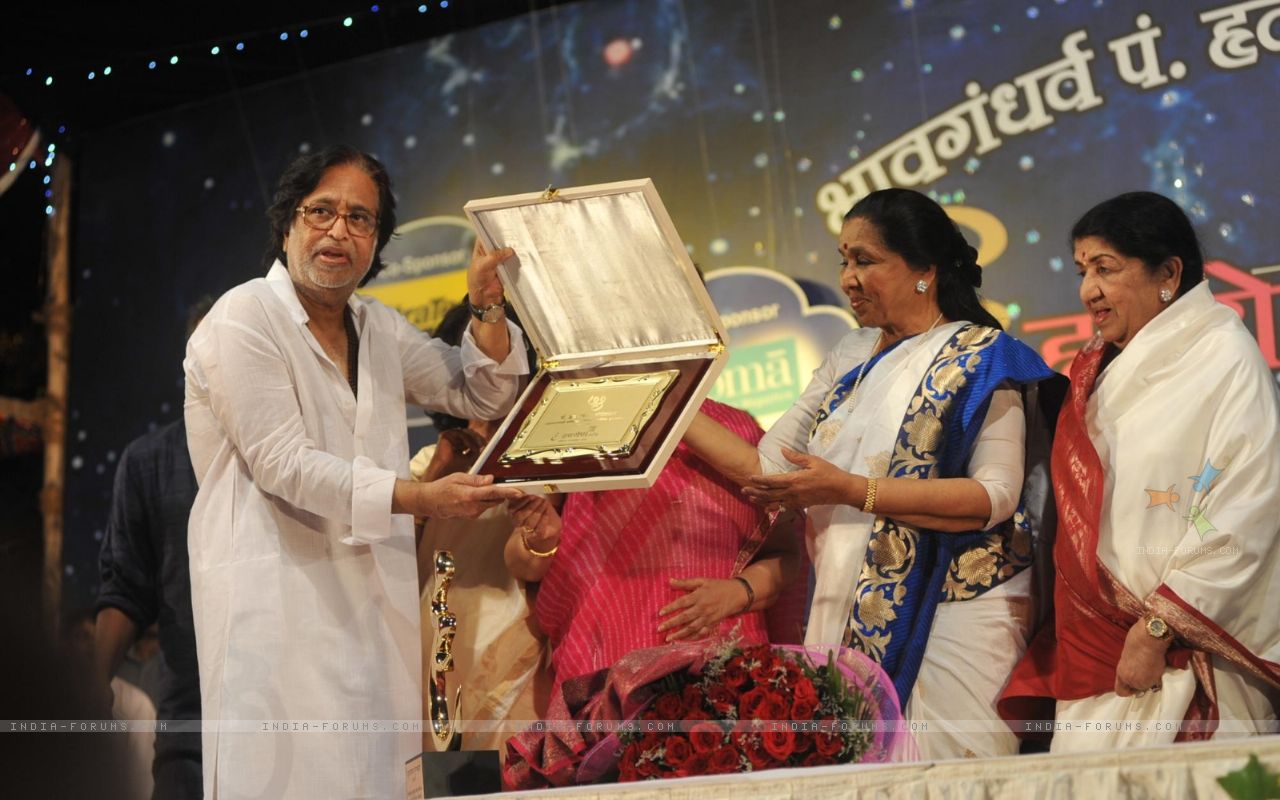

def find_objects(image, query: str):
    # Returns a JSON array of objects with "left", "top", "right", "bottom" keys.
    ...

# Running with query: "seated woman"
[
  {"left": 682, "top": 188, "right": 1057, "bottom": 759},
  {"left": 414, "top": 299, "right": 546, "bottom": 753},
  {"left": 1000, "top": 191, "right": 1280, "bottom": 750},
  {"left": 503, "top": 398, "right": 807, "bottom": 702}
]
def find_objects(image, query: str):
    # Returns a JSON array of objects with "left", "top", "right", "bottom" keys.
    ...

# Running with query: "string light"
[
  {"left": 343, "top": 16, "right": 354, "bottom": 26},
  {"left": 211, "top": 46, "right": 221, "bottom": 55}
]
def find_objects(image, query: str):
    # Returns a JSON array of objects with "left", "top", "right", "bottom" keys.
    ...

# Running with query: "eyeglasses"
[{"left": 295, "top": 204, "right": 379, "bottom": 238}]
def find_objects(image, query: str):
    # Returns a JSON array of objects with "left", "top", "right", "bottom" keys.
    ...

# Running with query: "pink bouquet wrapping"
[{"left": 504, "top": 639, "right": 912, "bottom": 789}]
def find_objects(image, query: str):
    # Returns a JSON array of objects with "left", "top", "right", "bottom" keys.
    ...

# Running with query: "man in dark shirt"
[{"left": 95, "top": 301, "right": 210, "bottom": 799}]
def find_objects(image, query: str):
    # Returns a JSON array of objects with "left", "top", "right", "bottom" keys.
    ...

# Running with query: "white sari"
[{"left": 1051, "top": 282, "right": 1280, "bottom": 752}]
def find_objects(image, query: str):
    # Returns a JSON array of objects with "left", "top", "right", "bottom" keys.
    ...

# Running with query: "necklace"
[
  {"left": 844, "top": 331, "right": 883, "bottom": 412},
  {"left": 846, "top": 312, "right": 945, "bottom": 411}
]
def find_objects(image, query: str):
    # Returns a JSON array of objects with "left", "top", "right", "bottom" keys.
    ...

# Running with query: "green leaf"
[{"left": 1216, "top": 754, "right": 1280, "bottom": 800}]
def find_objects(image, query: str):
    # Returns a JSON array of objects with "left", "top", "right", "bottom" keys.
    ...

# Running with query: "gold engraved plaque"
[{"left": 500, "top": 370, "right": 680, "bottom": 464}]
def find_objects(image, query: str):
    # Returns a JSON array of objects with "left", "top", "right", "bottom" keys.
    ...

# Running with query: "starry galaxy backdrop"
[{"left": 62, "top": 0, "right": 1280, "bottom": 609}]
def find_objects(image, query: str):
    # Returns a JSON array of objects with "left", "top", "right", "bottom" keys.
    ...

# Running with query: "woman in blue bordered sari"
[{"left": 683, "top": 188, "right": 1058, "bottom": 759}]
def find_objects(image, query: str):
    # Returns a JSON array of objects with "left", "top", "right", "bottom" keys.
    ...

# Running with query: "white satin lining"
[{"left": 472, "top": 190, "right": 718, "bottom": 362}]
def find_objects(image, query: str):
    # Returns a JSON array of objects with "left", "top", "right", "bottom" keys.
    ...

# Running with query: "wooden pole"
[{"left": 42, "top": 155, "right": 72, "bottom": 638}]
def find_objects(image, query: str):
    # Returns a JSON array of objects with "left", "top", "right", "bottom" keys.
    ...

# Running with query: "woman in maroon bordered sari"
[{"left": 999, "top": 192, "right": 1280, "bottom": 751}]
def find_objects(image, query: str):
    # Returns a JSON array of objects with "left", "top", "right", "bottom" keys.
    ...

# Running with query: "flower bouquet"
[
  {"left": 504, "top": 639, "right": 907, "bottom": 789},
  {"left": 617, "top": 642, "right": 893, "bottom": 780}
]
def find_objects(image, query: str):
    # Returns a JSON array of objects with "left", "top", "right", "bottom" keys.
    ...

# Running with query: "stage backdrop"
[{"left": 63, "top": 0, "right": 1280, "bottom": 610}]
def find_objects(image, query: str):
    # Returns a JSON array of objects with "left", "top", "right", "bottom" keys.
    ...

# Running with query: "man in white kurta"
[{"left": 184, "top": 147, "right": 527, "bottom": 799}]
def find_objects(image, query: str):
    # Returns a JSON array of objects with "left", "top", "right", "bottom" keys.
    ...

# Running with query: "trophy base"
[{"left": 405, "top": 750, "right": 502, "bottom": 799}]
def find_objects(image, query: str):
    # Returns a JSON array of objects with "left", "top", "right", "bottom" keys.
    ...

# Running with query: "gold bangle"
[
  {"left": 520, "top": 525, "right": 558, "bottom": 558},
  {"left": 861, "top": 477, "right": 878, "bottom": 514},
  {"left": 732, "top": 576, "right": 755, "bottom": 615}
]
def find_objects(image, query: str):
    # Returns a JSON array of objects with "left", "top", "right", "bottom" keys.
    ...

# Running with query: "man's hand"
[
  {"left": 467, "top": 239, "right": 514, "bottom": 308},
  {"left": 742, "top": 446, "right": 858, "bottom": 509},
  {"left": 397, "top": 473, "right": 523, "bottom": 519}
]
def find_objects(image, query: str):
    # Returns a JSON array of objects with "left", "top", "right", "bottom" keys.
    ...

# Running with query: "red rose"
[
  {"left": 710, "top": 744, "right": 743, "bottom": 774},
  {"left": 802, "top": 751, "right": 832, "bottom": 767},
  {"left": 814, "top": 731, "right": 844, "bottom": 757},
  {"left": 791, "top": 731, "right": 814, "bottom": 754},
  {"left": 723, "top": 658, "right": 750, "bottom": 690},
  {"left": 677, "top": 752, "right": 712, "bottom": 778},
  {"left": 688, "top": 721, "right": 724, "bottom": 754},
  {"left": 744, "top": 644, "right": 773, "bottom": 663},
  {"left": 682, "top": 683, "right": 704, "bottom": 713},
  {"left": 619, "top": 743, "right": 642, "bottom": 782},
  {"left": 750, "top": 663, "right": 780, "bottom": 686},
  {"left": 663, "top": 735, "right": 692, "bottom": 767},
  {"left": 760, "top": 690, "right": 790, "bottom": 722},
  {"left": 761, "top": 728, "right": 796, "bottom": 761},
  {"left": 738, "top": 687, "right": 770, "bottom": 720},
  {"left": 739, "top": 736, "right": 772, "bottom": 769},
  {"left": 792, "top": 677, "right": 819, "bottom": 706},
  {"left": 636, "top": 755, "right": 660, "bottom": 778},
  {"left": 791, "top": 696, "right": 817, "bottom": 721},
  {"left": 706, "top": 684, "right": 737, "bottom": 715},
  {"left": 655, "top": 691, "right": 685, "bottom": 721}
]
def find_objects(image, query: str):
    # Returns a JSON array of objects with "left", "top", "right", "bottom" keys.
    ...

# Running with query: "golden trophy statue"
[
  {"left": 405, "top": 549, "right": 501, "bottom": 799},
  {"left": 427, "top": 549, "right": 461, "bottom": 751}
]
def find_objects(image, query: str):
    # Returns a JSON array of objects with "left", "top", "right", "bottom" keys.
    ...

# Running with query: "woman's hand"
[
  {"left": 657, "top": 577, "right": 751, "bottom": 642},
  {"left": 1114, "top": 619, "right": 1172, "bottom": 697},
  {"left": 508, "top": 494, "right": 562, "bottom": 553},
  {"left": 742, "top": 446, "right": 859, "bottom": 509}
]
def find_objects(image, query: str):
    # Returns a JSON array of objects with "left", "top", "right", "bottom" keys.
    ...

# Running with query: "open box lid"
[{"left": 464, "top": 179, "right": 726, "bottom": 367}]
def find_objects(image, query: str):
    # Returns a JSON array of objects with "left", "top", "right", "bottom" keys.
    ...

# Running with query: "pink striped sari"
[{"left": 535, "top": 399, "right": 805, "bottom": 695}]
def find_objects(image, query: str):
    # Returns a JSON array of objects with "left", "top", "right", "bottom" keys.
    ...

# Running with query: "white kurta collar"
[{"left": 265, "top": 259, "right": 368, "bottom": 330}]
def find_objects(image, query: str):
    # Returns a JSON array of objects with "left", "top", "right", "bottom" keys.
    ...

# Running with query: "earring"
[
  {"left": 914, "top": 279, "right": 929, "bottom": 294},
  {"left": 1159, "top": 288, "right": 1173, "bottom": 303}
]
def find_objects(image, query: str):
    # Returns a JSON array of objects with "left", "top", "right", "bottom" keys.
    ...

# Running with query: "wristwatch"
[
  {"left": 468, "top": 299, "right": 505, "bottom": 324},
  {"left": 1145, "top": 616, "right": 1171, "bottom": 640}
]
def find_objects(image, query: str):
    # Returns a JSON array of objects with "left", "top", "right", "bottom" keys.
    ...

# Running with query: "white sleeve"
[
  {"left": 186, "top": 293, "right": 385, "bottom": 532},
  {"left": 968, "top": 386, "right": 1026, "bottom": 530},
  {"left": 396, "top": 312, "right": 528, "bottom": 419},
  {"left": 757, "top": 342, "right": 846, "bottom": 474}
]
